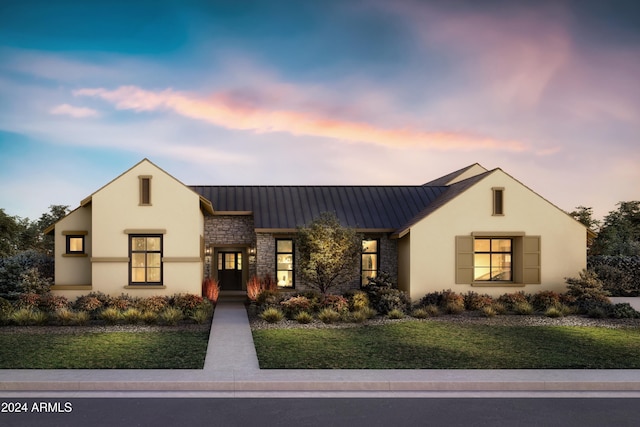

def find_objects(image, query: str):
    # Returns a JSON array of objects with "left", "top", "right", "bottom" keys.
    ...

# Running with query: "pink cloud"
[
  {"left": 49, "top": 103, "right": 100, "bottom": 118},
  {"left": 75, "top": 85, "right": 527, "bottom": 152}
]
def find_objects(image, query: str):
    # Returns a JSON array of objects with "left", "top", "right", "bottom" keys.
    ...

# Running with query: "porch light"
[{"left": 205, "top": 247, "right": 212, "bottom": 256}]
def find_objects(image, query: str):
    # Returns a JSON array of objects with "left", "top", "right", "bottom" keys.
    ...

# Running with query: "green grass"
[
  {"left": 252, "top": 322, "right": 640, "bottom": 369},
  {"left": 0, "top": 331, "right": 210, "bottom": 369}
]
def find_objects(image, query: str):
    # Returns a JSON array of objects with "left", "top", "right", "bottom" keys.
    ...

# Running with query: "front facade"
[{"left": 47, "top": 159, "right": 588, "bottom": 300}]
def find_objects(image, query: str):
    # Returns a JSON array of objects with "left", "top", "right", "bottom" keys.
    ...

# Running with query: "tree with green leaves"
[
  {"left": 592, "top": 201, "right": 640, "bottom": 256},
  {"left": 295, "top": 212, "right": 362, "bottom": 294},
  {"left": 569, "top": 206, "right": 600, "bottom": 230}
]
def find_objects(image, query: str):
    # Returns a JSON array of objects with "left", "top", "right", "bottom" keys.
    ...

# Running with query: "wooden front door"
[{"left": 218, "top": 252, "right": 243, "bottom": 290}]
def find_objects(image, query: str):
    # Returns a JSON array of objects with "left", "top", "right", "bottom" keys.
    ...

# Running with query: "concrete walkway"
[{"left": 2, "top": 301, "right": 640, "bottom": 397}]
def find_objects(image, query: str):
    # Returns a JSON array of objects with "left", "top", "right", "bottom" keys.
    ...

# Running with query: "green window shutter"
[
  {"left": 523, "top": 236, "right": 541, "bottom": 284},
  {"left": 455, "top": 236, "right": 474, "bottom": 284}
]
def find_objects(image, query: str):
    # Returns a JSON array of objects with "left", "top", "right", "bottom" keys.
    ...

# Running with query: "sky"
[{"left": 0, "top": 0, "right": 638, "bottom": 222}]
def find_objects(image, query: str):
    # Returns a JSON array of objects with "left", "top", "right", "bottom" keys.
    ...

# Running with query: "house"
[{"left": 46, "top": 159, "right": 588, "bottom": 301}]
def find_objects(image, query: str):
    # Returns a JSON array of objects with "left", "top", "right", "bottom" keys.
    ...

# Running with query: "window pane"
[
  {"left": 224, "top": 253, "right": 235, "bottom": 269},
  {"left": 132, "top": 253, "right": 146, "bottom": 267},
  {"left": 146, "top": 237, "right": 161, "bottom": 251},
  {"left": 277, "top": 240, "right": 293, "bottom": 253},
  {"left": 474, "top": 254, "right": 490, "bottom": 267},
  {"left": 492, "top": 239, "right": 511, "bottom": 252},
  {"left": 147, "top": 267, "right": 161, "bottom": 282},
  {"left": 237, "top": 253, "right": 242, "bottom": 270},
  {"left": 362, "top": 239, "right": 377, "bottom": 253},
  {"left": 362, "top": 270, "right": 377, "bottom": 285},
  {"left": 474, "top": 267, "right": 492, "bottom": 281},
  {"left": 69, "top": 237, "right": 83, "bottom": 252},
  {"left": 474, "top": 239, "right": 490, "bottom": 252},
  {"left": 132, "top": 267, "right": 146, "bottom": 282},
  {"left": 133, "top": 237, "right": 146, "bottom": 251},
  {"left": 277, "top": 254, "right": 292, "bottom": 270},
  {"left": 362, "top": 254, "right": 377, "bottom": 270},
  {"left": 277, "top": 270, "right": 293, "bottom": 287},
  {"left": 147, "top": 253, "right": 161, "bottom": 268}
]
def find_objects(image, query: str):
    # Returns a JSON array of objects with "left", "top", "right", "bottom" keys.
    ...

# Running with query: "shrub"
[
  {"left": 73, "top": 311, "right": 90, "bottom": 325},
  {"left": 610, "top": 303, "right": 640, "bottom": 319},
  {"left": 445, "top": 301, "right": 465, "bottom": 314},
  {"left": 54, "top": 308, "right": 76, "bottom": 325},
  {"left": 160, "top": 307, "right": 184, "bottom": 325},
  {"left": 19, "top": 267, "right": 52, "bottom": 295},
  {"left": 348, "top": 310, "right": 368, "bottom": 323},
  {"left": 295, "top": 311, "right": 313, "bottom": 324},
  {"left": 256, "top": 290, "right": 281, "bottom": 307},
  {"left": 74, "top": 295, "right": 103, "bottom": 314},
  {"left": 109, "top": 294, "right": 136, "bottom": 311},
  {"left": 246, "top": 275, "right": 262, "bottom": 301},
  {"left": 359, "top": 306, "right": 377, "bottom": 319},
  {"left": 481, "top": 306, "right": 497, "bottom": 318},
  {"left": 260, "top": 307, "right": 284, "bottom": 323},
  {"left": 281, "top": 296, "right": 313, "bottom": 318},
  {"left": 423, "top": 304, "right": 440, "bottom": 317},
  {"left": 387, "top": 308, "right": 404, "bottom": 319},
  {"left": 0, "top": 297, "right": 13, "bottom": 324},
  {"left": 419, "top": 291, "right": 442, "bottom": 308},
  {"left": 190, "top": 308, "right": 212, "bottom": 324},
  {"left": 587, "top": 307, "right": 608, "bottom": 319},
  {"left": 565, "top": 269, "right": 610, "bottom": 304},
  {"left": 464, "top": 292, "right": 494, "bottom": 311},
  {"left": 122, "top": 308, "right": 144, "bottom": 324},
  {"left": 411, "top": 308, "right": 430, "bottom": 319},
  {"left": 261, "top": 274, "right": 278, "bottom": 292},
  {"left": 137, "top": 295, "right": 169, "bottom": 313},
  {"left": 545, "top": 307, "right": 563, "bottom": 318},
  {"left": 202, "top": 277, "right": 220, "bottom": 303},
  {"left": 11, "top": 308, "right": 48, "bottom": 326},
  {"left": 318, "top": 308, "right": 340, "bottom": 324},
  {"left": 531, "top": 291, "right": 562, "bottom": 311},
  {"left": 368, "top": 289, "right": 409, "bottom": 315},
  {"left": 100, "top": 307, "right": 122, "bottom": 325},
  {"left": 0, "top": 250, "right": 54, "bottom": 299},
  {"left": 141, "top": 311, "right": 159, "bottom": 324},
  {"left": 321, "top": 295, "right": 349, "bottom": 313},
  {"left": 16, "top": 292, "right": 40, "bottom": 310},
  {"left": 513, "top": 301, "right": 534, "bottom": 315},
  {"left": 39, "top": 294, "right": 70, "bottom": 312},
  {"left": 497, "top": 292, "right": 529, "bottom": 311},
  {"left": 491, "top": 302, "right": 508, "bottom": 315},
  {"left": 589, "top": 256, "right": 640, "bottom": 297},
  {"left": 345, "top": 290, "right": 370, "bottom": 312},
  {"left": 171, "top": 294, "right": 204, "bottom": 316}
]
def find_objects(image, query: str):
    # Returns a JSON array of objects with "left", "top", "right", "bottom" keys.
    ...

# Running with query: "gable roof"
[{"left": 190, "top": 185, "right": 448, "bottom": 230}]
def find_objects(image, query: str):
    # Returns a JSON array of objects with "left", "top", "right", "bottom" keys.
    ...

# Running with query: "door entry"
[{"left": 218, "top": 252, "right": 243, "bottom": 290}]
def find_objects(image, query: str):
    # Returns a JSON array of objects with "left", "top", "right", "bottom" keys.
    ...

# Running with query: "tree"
[
  {"left": 569, "top": 206, "right": 600, "bottom": 230},
  {"left": 0, "top": 208, "right": 20, "bottom": 257},
  {"left": 592, "top": 201, "right": 640, "bottom": 256},
  {"left": 295, "top": 212, "right": 362, "bottom": 294}
]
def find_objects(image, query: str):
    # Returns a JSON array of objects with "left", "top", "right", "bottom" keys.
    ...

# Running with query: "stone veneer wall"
[{"left": 203, "top": 215, "right": 257, "bottom": 279}]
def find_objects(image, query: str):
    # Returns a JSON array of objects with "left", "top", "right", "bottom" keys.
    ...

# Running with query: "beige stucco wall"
[
  {"left": 51, "top": 205, "right": 92, "bottom": 296},
  {"left": 52, "top": 160, "right": 204, "bottom": 298},
  {"left": 407, "top": 169, "right": 586, "bottom": 300}
]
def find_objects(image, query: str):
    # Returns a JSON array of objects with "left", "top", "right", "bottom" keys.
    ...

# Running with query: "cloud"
[
  {"left": 75, "top": 85, "right": 527, "bottom": 152},
  {"left": 49, "top": 103, "right": 100, "bottom": 118}
]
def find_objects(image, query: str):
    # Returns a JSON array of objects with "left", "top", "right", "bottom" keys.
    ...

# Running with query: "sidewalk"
[{"left": 2, "top": 301, "right": 640, "bottom": 397}]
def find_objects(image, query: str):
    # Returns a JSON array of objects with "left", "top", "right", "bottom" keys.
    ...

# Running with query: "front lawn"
[
  {"left": 252, "top": 321, "right": 640, "bottom": 369},
  {"left": 0, "top": 330, "right": 210, "bottom": 369}
]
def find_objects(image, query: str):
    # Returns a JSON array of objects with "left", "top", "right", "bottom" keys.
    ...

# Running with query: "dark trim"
[
  {"left": 128, "top": 234, "right": 163, "bottom": 285},
  {"left": 275, "top": 238, "right": 295, "bottom": 289},
  {"left": 361, "top": 237, "right": 380, "bottom": 287},
  {"left": 65, "top": 235, "right": 85, "bottom": 255},
  {"left": 473, "top": 237, "right": 513, "bottom": 282}
]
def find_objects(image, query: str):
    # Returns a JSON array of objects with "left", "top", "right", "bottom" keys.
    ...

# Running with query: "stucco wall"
[
  {"left": 87, "top": 160, "right": 204, "bottom": 297},
  {"left": 52, "top": 205, "right": 92, "bottom": 287},
  {"left": 407, "top": 170, "right": 586, "bottom": 300}
]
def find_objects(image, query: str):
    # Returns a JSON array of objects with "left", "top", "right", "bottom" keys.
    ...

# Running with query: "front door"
[{"left": 218, "top": 252, "right": 243, "bottom": 290}]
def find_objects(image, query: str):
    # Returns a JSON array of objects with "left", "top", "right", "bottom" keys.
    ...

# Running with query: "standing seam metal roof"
[{"left": 189, "top": 185, "right": 449, "bottom": 230}]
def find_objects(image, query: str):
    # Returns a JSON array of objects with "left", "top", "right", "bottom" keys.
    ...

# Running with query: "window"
[
  {"left": 129, "top": 235, "right": 162, "bottom": 284},
  {"left": 276, "top": 239, "right": 294, "bottom": 288},
  {"left": 361, "top": 238, "right": 379, "bottom": 286},
  {"left": 493, "top": 188, "right": 504, "bottom": 215},
  {"left": 139, "top": 176, "right": 152, "bottom": 205},
  {"left": 474, "top": 238, "right": 512, "bottom": 282},
  {"left": 66, "top": 235, "right": 85, "bottom": 254}
]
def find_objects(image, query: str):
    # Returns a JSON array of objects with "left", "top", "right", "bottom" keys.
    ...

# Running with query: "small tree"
[{"left": 295, "top": 212, "right": 361, "bottom": 294}]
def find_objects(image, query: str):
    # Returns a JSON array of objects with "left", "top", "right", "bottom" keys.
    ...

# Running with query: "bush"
[
  {"left": 0, "top": 250, "right": 54, "bottom": 299},
  {"left": 73, "top": 311, "right": 90, "bottom": 325},
  {"left": 387, "top": 309, "right": 404, "bottom": 319},
  {"left": 348, "top": 310, "right": 368, "bottom": 323},
  {"left": 464, "top": 292, "right": 494, "bottom": 311},
  {"left": 171, "top": 294, "right": 205, "bottom": 316},
  {"left": 39, "top": 294, "right": 70, "bottom": 312},
  {"left": 136, "top": 295, "right": 169, "bottom": 313},
  {"left": 445, "top": 301, "right": 465, "bottom": 314},
  {"left": 295, "top": 311, "right": 313, "bottom": 324},
  {"left": 122, "top": 308, "right": 144, "bottom": 324},
  {"left": 513, "top": 301, "right": 534, "bottom": 315},
  {"left": 411, "top": 308, "right": 430, "bottom": 319},
  {"left": 565, "top": 269, "right": 610, "bottom": 304},
  {"left": 160, "top": 307, "right": 184, "bottom": 325},
  {"left": 18, "top": 267, "right": 52, "bottom": 295},
  {"left": 545, "top": 307, "right": 563, "bottom": 318},
  {"left": 587, "top": 307, "right": 608, "bottom": 319},
  {"left": 109, "top": 294, "right": 136, "bottom": 311},
  {"left": 345, "top": 290, "right": 370, "bottom": 312},
  {"left": 531, "top": 291, "right": 562, "bottom": 311},
  {"left": 481, "top": 306, "right": 497, "bottom": 318},
  {"left": 281, "top": 296, "right": 313, "bottom": 318},
  {"left": 260, "top": 307, "right": 284, "bottom": 323},
  {"left": 318, "top": 308, "right": 340, "bottom": 324},
  {"left": 100, "top": 307, "right": 122, "bottom": 325},
  {"left": 202, "top": 277, "right": 220, "bottom": 303},
  {"left": 54, "top": 308, "right": 76, "bottom": 325},
  {"left": 73, "top": 295, "right": 103, "bottom": 314},
  {"left": 491, "top": 302, "right": 508, "bottom": 315},
  {"left": 589, "top": 256, "right": 640, "bottom": 297},
  {"left": 367, "top": 288, "right": 409, "bottom": 315},
  {"left": 321, "top": 295, "right": 349, "bottom": 313},
  {"left": 610, "top": 303, "right": 640, "bottom": 319},
  {"left": 16, "top": 293, "right": 40, "bottom": 310},
  {"left": 190, "top": 308, "right": 212, "bottom": 324},
  {"left": 497, "top": 292, "right": 529, "bottom": 311},
  {"left": 0, "top": 297, "right": 13, "bottom": 324},
  {"left": 246, "top": 275, "right": 262, "bottom": 301},
  {"left": 142, "top": 311, "right": 159, "bottom": 324},
  {"left": 11, "top": 308, "right": 48, "bottom": 326},
  {"left": 256, "top": 290, "right": 281, "bottom": 307}
]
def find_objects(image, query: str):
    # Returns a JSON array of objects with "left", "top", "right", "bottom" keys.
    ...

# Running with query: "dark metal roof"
[{"left": 189, "top": 185, "right": 448, "bottom": 230}]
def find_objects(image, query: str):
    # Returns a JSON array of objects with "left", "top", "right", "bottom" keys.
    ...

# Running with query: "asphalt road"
[{"left": 2, "top": 398, "right": 639, "bottom": 427}]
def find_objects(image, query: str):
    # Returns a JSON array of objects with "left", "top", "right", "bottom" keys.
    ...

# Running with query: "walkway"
[{"left": 1, "top": 301, "right": 640, "bottom": 397}]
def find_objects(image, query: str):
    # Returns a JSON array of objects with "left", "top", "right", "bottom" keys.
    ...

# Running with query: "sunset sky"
[{"left": 1, "top": 0, "right": 638, "bottom": 222}]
